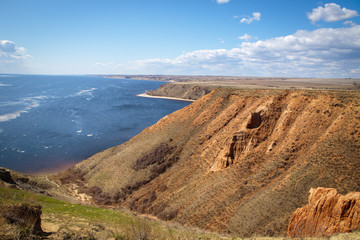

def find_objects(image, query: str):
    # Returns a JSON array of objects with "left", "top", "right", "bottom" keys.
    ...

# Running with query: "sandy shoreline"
[{"left": 137, "top": 93, "right": 195, "bottom": 102}]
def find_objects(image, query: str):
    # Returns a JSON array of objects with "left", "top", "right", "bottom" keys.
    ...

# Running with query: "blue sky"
[{"left": 1, "top": 0, "right": 360, "bottom": 77}]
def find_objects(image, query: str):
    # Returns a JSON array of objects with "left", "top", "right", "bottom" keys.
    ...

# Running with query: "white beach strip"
[{"left": 137, "top": 93, "right": 195, "bottom": 102}]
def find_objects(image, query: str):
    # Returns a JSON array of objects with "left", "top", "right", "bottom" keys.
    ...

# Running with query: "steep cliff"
[
  {"left": 59, "top": 89, "right": 360, "bottom": 237},
  {"left": 287, "top": 187, "right": 360, "bottom": 238}
]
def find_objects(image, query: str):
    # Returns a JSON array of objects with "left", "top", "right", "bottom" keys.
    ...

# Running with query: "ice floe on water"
[
  {"left": 76, "top": 88, "right": 97, "bottom": 95},
  {"left": 23, "top": 95, "right": 48, "bottom": 101},
  {"left": 0, "top": 110, "right": 26, "bottom": 122},
  {"left": 0, "top": 95, "right": 49, "bottom": 122},
  {"left": 75, "top": 88, "right": 97, "bottom": 100}
]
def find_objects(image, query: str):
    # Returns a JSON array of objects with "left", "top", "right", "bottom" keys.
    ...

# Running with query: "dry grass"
[
  {"left": 1, "top": 185, "right": 360, "bottom": 239},
  {"left": 0, "top": 186, "right": 229, "bottom": 239}
]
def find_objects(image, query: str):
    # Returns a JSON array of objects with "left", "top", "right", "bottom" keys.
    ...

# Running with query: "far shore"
[
  {"left": 137, "top": 93, "right": 195, "bottom": 102},
  {"left": 103, "top": 74, "right": 360, "bottom": 91}
]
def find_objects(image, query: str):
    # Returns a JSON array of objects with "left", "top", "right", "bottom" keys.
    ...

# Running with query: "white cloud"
[
  {"left": 240, "top": 12, "right": 261, "bottom": 24},
  {"left": 0, "top": 40, "right": 30, "bottom": 60},
  {"left": 0, "top": 40, "right": 31, "bottom": 73},
  {"left": 308, "top": 3, "right": 358, "bottom": 24},
  {"left": 238, "top": 34, "right": 252, "bottom": 41},
  {"left": 96, "top": 26, "right": 360, "bottom": 78},
  {"left": 344, "top": 20, "right": 357, "bottom": 27},
  {"left": 0, "top": 40, "right": 16, "bottom": 53},
  {"left": 216, "top": 0, "right": 230, "bottom": 4}
]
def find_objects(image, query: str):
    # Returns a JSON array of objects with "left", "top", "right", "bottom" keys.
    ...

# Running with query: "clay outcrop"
[
  {"left": 0, "top": 168, "right": 16, "bottom": 184},
  {"left": 287, "top": 187, "right": 360, "bottom": 238},
  {"left": 3, "top": 203, "right": 44, "bottom": 235}
]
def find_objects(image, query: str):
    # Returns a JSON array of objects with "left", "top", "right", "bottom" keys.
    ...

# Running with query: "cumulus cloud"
[
  {"left": 0, "top": 40, "right": 30, "bottom": 61},
  {"left": 0, "top": 40, "right": 16, "bottom": 53},
  {"left": 238, "top": 34, "right": 253, "bottom": 41},
  {"left": 240, "top": 12, "right": 261, "bottom": 24},
  {"left": 308, "top": 3, "right": 358, "bottom": 24},
  {"left": 96, "top": 26, "right": 360, "bottom": 78},
  {"left": 216, "top": 0, "right": 230, "bottom": 4},
  {"left": 0, "top": 40, "right": 31, "bottom": 73},
  {"left": 344, "top": 20, "right": 357, "bottom": 27}
]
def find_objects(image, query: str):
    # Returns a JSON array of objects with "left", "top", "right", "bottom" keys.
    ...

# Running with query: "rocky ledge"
[{"left": 287, "top": 187, "right": 360, "bottom": 238}]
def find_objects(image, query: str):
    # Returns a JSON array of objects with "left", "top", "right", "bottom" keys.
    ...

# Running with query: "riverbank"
[{"left": 137, "top": 93, "right": 195, "bottom": 102}]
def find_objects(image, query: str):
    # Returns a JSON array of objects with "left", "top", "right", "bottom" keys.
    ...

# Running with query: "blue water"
[{"left": 0, "top": 74, "right": 190, "bottom": 173}]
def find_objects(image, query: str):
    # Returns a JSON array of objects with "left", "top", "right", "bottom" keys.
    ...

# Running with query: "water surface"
[{"left": 0, "top": 74, "right": 190, "bottom": 172}]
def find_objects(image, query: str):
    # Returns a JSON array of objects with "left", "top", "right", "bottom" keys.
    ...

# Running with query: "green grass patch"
[
  {"left": 0, "top": 186, "right": 225, "bottom": 239},
  {"left": 0, "top": 186, "right": 132, "bottom": 226}
]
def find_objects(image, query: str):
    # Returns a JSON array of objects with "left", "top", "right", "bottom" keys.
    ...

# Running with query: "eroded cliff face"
[
  {"left": 60, "top": 89, "right": 360, "bottom": 237},
  {"left": 287, "top": 187, "right": 360, "bottom": 238}
]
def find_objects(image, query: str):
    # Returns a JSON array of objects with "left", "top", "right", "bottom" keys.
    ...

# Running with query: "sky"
[{"left": 1, "top": 0, "right": 360, "bottom": 78}]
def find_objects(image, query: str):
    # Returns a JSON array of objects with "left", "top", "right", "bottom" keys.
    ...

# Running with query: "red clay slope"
[{"left": 59, "top": 89, "right": 360, "bottom": 237}]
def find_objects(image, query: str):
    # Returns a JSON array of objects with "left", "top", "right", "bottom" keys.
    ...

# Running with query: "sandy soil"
[{"left": 137, "top": 93, "right": 195, "bottom": 102}]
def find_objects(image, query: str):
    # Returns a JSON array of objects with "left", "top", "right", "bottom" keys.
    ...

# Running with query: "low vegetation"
[
  {"left": 0, "top": 186, "right": 233, "bottom": 239},
  {"left": 2, "top": 185, "right": 360, "bottom": 240}
]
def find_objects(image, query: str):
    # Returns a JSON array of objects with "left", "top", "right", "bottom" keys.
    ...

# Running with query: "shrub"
[
  {"left": 57, "top": 168, "right": 85, "bottom": 185},
  {"left": 157, "top": 208, "right": 178, "bottom": 221},
  {"left": 124, "top": 218, "right": 154, "bottom": 240},
  {"left": 132, "top": 144, "right": 175, "bottom": 171}
]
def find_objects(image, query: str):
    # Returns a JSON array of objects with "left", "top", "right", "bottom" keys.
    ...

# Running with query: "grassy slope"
[
  {"left": 1, "top": 186, "right": 359, "bottom": 240},
  {"left": 0, "top": 186, "right": 129, "bottom": 239},
  {"left": 0, "top": 186, "right": 231, "bottom": 239}
]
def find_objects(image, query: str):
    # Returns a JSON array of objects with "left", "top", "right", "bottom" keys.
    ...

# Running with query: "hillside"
[
  {"left": 1, "top": 170, "right": 360, "bottom": 239},
  {"left": 57, "top": 89, "right": 360, "bottom": 237},
  {"left": 145, "top": 83, "right": 214, "bottom": 100}
]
